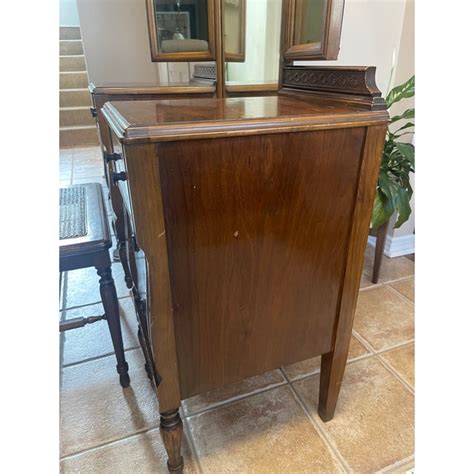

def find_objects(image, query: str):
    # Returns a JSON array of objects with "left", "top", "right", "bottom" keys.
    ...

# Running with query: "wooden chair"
[{"left": 59, "top": 183, "right": 130, "bottom": 387}]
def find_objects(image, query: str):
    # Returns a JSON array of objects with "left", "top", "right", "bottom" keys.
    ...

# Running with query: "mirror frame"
[
  {"left": 223, "top": 0, "right": 246, "bottom": 63},
  {"left": 281, "top": 0, "right": 344, "bottom": 61},
  {"left": 145, "top": 0, "right": 217, "bottom": 62}
]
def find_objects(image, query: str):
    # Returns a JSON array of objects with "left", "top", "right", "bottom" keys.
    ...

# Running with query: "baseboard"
[{"left": 367, "top": 233, "right": 415, "bottom": 258}]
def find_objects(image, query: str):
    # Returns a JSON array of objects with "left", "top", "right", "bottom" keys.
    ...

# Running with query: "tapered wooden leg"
[
  {"left": 160, "top": 409, "right": 184, "bottom": 473},
  {"left": 372, "top": 221, "right": 389, "bottom": 283},
  {"left": 97, "top": 265, "right": 130, "bottom": 388},
  {"left": 318, "top": 342, "right": 352, "bottom": 422}
]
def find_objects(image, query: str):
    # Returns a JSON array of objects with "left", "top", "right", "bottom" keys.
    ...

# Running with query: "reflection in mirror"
[
  {"left": 225, "top": 0, "right": 282, "bottom": 85},
  {"left": 151, "top": 0, "right": 211, "bottom": 55},
  {"left": 293, "top": 0, "right": 326, "bottom": 45},
  {"left": 224, "top": 0, "right": 246, "bottom": 62}
]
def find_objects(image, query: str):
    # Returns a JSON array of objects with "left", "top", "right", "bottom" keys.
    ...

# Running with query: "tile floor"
[{"left": 60, "top": 146, "right": 415, "bottom": 473}]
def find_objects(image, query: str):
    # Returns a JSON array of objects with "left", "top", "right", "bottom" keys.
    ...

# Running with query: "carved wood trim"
[{"left": 280, "top": 66, "right": 387, "bottom": 110}]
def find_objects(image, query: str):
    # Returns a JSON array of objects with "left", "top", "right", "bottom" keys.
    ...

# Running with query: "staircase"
[{"left": 60, "top": 26, "right": 99, "bottom": 148}]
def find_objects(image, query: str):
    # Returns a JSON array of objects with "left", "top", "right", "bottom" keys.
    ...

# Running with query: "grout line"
[
  {"left": 351, "top": 329, "right": 414, "bottom": 357},
  {"left": 61, "top": 345, "right": 141, "bottom": 369},
  {"left": 283, "top": 351, "right": 376, "bottom": 384},
  {"left": 185, "top": 380, "right": 288, "bottom": 419},
  {"left": 377, "top": 455, "right": 414, "bottom": 473},
  {"left": 375, "top": 354, "right": 414, "bottom": 395},
  {"left": 282, "top": 370, "right": 351, "bottom": 473},
  {"left": 60, "top": 294, "right": 130, "bottom": 312},
  {"left": 60, "top": 424, "right": 161, "bottom": 460},
  {"left": 385, "top": 281, "right": 415, "bottom": 306},
  {"left": 358, "top": 274, "right": 414, "bottom": 292},
  {"left": 351, "top": 332, "right": 414, "bottom": 395},
  {"left": 182, "top": 413, "right": 204, "bottom": 474}
]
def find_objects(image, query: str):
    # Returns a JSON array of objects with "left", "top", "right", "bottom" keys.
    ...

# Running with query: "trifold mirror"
[
  {"left": 145, "top": 0, "right": 345, "bottom": 82},
  {"left": 146, "top": 0, "right": 217, "bottom": 61}
]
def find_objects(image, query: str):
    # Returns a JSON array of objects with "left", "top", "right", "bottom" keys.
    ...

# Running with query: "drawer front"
[{"left": 111, "top": 136, "right": 136, "bottom": 234}]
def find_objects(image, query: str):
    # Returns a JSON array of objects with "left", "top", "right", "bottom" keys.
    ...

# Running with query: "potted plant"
[{"left": 370, "top": 75, "right": 415, "bottom": 283}]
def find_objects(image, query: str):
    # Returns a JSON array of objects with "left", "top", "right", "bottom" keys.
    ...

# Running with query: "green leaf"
[
  {"left": 394, "top": 187, "right": 412, "bottom": 228},
  {"left": 372, "top": 190, "right": 394, "bottom": 228},
  {"left": 390, "top": 108, "right": 415, "bottom": 124},
  {"left": 394, "top": 142, "right": 415, "bottom": 168},
  {"left": 386, "top": 75, "right": 415, "bottom": 108},
  {"left": 378, "top": 173, "right": 399, "bottom": 204},
  {"left": 392, "top": 121, "right": 415, "bottom": 134}
]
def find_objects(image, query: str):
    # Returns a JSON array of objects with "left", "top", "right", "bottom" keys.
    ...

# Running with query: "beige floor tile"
[
  {"left": 60, "top": 427, "right": 199, "bottom": 473},
  {"left": 182, "top": 370, "right": 285, "bottom": 416},
  {"left": 283, "top": 335, "right": 370, "bottom": 381},
  {"left": 293, "top": 358, "right": 414, "bottom": 473},
  {"left": 359, "top": 269, "right": 377, "bottom": 289},
  {"left": 390, "top": 277, "right": 415, "bottom": 302},
  {"left": 60, "top": 349, "right": 159, "bottom": 457},
  {"left": 72, "top": 147, "right": 104, "bottom": 179},
  {"left": 187, "top": 385, "right": 343, "bottom": 473},
  {"left": 60, "top": 296, "right": 140, "bottom": 366},
  {"left": 380, "top": 344, "right": 414, "bottom": 387},
  {"left": 60, "top": 152, "right": 73, "bottom": 181},
  {"left": 62, "top": 262, "right": 131, "bottom": 309},
  {"left": 353, "top": 286, "right": 414, "bottom": 352},
  {"left": 363, "top": 246, "right": 414, "bottom": 284}
]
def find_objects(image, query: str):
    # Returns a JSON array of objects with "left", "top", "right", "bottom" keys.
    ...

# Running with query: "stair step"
[
  {"left": 60, "top": 40, "right": 83, "bottom": 56},
  {"left": 60, "top": 126, "right": 99, "bottom": 148},
  {"left": 60, "top": 89, "right": 91, "bottom": 108},
  {"left": 60, "top": 71, "right": 88, "bottom": 89},
  {"left": 60, "top": 55, "right": 86, "bottom": 72},
  {"left": 60, "top": 26, "right": 81, "bottom": 40},
  {"left": 60, "top": 107, "right": 95, "bottom": 127}
]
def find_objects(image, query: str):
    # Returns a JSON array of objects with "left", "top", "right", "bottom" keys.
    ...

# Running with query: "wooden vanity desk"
[{"left": 102, "top": 66, "right": 388, "bottom": 472}]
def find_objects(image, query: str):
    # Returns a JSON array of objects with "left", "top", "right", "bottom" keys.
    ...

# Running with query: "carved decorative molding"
[
  {"left": 282, "top": 66, "right": 382, "bottom": 97},
  {"left": 280, "top": 66, "right": 386, "bottom": 110}
]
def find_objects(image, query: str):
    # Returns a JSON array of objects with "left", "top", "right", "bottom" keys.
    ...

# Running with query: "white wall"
[
  {"left": 60, "top": 0, "right": 80, "bottom": 26},
  {"left": 297, "top": 0, "right": 415, "bottom": 256},
  {"left": 76, "top": 0, "right": 163, "bottom": 84},
  {"left": 296, "top": 0, "right": 408, "bottom": 95}
]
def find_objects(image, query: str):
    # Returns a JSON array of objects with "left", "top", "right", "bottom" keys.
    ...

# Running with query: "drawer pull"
[
  {"left": 112, "top": 171, "right": 127, "bottom": 183},
  {"left": 90, "top": 107, "right": 97, "bottom": 118},
  {"left": 105, "top": 152, "right": 122, "bottom": 163}
]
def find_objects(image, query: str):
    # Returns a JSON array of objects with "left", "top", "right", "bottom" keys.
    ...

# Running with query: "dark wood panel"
[{"left": 158, "top": 128, "right": 366, "bottom": 397}]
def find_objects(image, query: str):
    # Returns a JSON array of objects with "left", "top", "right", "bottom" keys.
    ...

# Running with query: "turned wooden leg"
[
  {"left": 372, "top": 221, "right": 389, "bottom": 283},
  {"left": 160, "top": 409, "right": 184, "bottom": 473},
  {"left": 97, "top": 265, "right": 130, "bottom": 388}
]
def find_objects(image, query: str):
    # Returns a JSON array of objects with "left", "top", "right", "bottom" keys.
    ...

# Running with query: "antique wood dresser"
[{"left": 100, "top": 66, "right": 389, "bottom": 471}]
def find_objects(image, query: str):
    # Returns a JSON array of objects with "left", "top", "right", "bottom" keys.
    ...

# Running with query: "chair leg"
[
  {"left": 97, "top": 265, "right": 130, "bottom": 388},
  {"left": 372, "top": 221, "right": 389, "bottom": 284}
]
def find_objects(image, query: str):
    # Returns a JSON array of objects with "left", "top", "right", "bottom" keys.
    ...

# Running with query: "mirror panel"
[
  {"left": 225, "top": 0, "right": 282, "bottom": 89},
  {"left": 224, "top": 0, "right": 246, "bottom": 62},
  {"left": 293, "top": 0, "right": 325, "bottom": 45},
  {"left": 146, "top": 0, "right": 216, "bottom": 61},
  {"left": 282, "top": 0, "right": 344, "bottom": 61}
]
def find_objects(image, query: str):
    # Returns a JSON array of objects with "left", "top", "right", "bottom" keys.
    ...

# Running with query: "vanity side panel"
[
  {"left": 158, "top": 128, "right": 367, "bottom": 398},
  {"left": 122, "top": 142, "right": 182, "bottom": 412}
]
